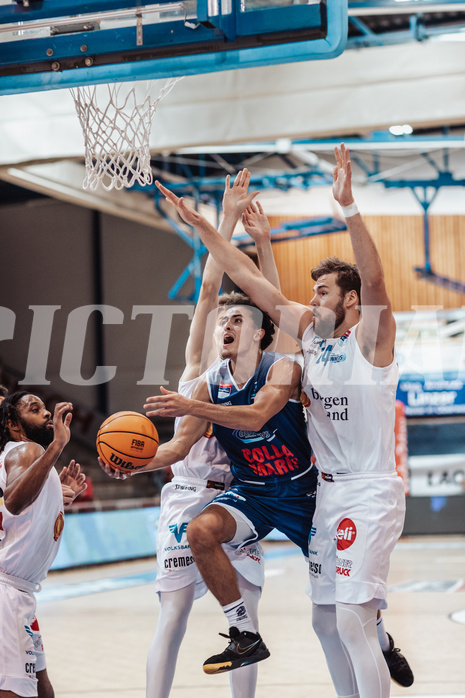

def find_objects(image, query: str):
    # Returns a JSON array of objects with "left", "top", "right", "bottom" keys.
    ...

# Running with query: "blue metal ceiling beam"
[
  {"left": 349, "top": 1, "right": 465, "bottom": 9},
  {"left": 414, "top": 268, "right": 465, "bottom": 295}
]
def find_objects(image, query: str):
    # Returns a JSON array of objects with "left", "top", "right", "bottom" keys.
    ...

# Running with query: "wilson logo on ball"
[{"left": 336, "top": 518, "right": 357, "bottom": 551}]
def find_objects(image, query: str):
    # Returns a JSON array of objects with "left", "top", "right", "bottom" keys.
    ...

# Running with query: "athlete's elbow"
[
  {"left": 363, "top": 267, "right": 385, "bottom": 289},
  {"left": 4, "top": 494, "right": 26, "bottom": 516}
]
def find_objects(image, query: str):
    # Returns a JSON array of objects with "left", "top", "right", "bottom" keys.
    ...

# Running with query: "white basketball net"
[{"left": 70, "top": 78, "right": 182, "bottom": 191}]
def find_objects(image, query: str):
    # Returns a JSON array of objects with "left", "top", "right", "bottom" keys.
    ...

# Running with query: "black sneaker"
[
  {"left": 383, "top": 633, "right": 414, "bottom": 687},
  {"left": 203, "top": 627, "right": 270, "bottom": 675}
]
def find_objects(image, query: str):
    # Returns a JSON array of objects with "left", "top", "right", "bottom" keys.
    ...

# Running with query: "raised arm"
[
  {"left": 156, "top": 181, "right": 312, "bottom": 341},
  {"left": 242, "top": 201, "right": 281, "bottom": 350},
  {"left": 242, "top": 201, "right": 281, "bottom": 292},
  {"left": 332, "top": 144, "right": 396, "bottom": 366},
  {"left": 144, "top": 358, "right": 301, "bottom": 432},
  {"left": 181, "top": 169, "right": 259, "bottom": 381}
]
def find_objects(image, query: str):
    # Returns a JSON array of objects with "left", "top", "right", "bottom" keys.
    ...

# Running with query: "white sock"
[
  {"left": 222, "top": 597, "right": 255, "bottom": 633},
  {"left": 376, "top": 615, "right": 391, "bottom": 652},
  {"left": 229, "top": 577, "right": 261, "bottom": 698}
]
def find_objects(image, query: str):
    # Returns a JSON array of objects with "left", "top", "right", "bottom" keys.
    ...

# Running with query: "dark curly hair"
[
  {"left": 0, "top": 391, "right": 29, "bottom": 452},
  {"left": 311, "top": 256, "right": 361, "bottom": 302},
  {"left": 217, "top": 292, "right": 275, "bottom": 351}
]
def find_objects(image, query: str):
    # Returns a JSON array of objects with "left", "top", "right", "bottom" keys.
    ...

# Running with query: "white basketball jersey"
[
  {"left": 0, "top": 441, "right": 65, "bottom": 584},
  {"left": 171, "top": 377, "right": 232, "bottom": 483},
  {"left": 301, "top": 323, "right": 398, "bottom": 475}
]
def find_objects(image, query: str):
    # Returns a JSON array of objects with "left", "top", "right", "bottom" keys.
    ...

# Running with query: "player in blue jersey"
[{"left": 144, "top": 290, "right": 318, "bottom": 674}]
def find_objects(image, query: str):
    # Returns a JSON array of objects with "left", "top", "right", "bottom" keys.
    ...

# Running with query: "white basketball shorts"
[
  {"left": 0, "top": 583, "right": 39, "bottom": 697},
  {"left": 306, "top": 471, "right": 405, "bottom": 607},
  {"left": 155, "top": 476, "right": 265, "bottom": 599}
]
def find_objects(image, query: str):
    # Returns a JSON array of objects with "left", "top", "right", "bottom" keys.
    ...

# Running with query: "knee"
[
  {"left": 336, "top": 606, "right": 361, "bottom": 649},
  {"left": 186, "top": 516, "right": 216, "bottom": 554},
  {"left": 312, "top": 604, "right": 337, "bottom": 640}
]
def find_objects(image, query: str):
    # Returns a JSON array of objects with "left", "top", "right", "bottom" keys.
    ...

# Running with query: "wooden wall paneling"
[{"left": 266, "top": 214, "right": 465, "bottom": 312}]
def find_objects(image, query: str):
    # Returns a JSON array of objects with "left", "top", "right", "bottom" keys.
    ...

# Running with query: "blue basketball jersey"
[{"left": 207, "top": 352, "right": 313, "bottom": 483}]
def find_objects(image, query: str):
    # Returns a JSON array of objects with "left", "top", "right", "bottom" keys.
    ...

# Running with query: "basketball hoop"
[{"left": 70, "top": 78, "right": 182, "bottom": 191}]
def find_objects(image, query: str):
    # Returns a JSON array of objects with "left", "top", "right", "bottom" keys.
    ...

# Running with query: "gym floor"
[{"left": 37, "top": 535, "right": 465, "bottom": 698}]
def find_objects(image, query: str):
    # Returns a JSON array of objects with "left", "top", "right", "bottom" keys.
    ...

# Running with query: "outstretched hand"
[
  {"left": 222, "top": 169, "right": 259, "bottom": 220},
  {"left": 156, "top": 181, "right": 204, "bottom": 228},
  {"left": 52, "top": 402, "right": 73, "bottom": 450},
  {"left": 144, "top": 387, "right": 192, "bottom": 418},
  {"left": 332, "top": 143, "right": 354, "bottom": 207},
  {"left": 98, "top": 456, "right": 131, "bottom": 480},
  {"left": 59, "top": 459, "right": 87, "bottom": 505},
  {"left": 242, "top": 201, "right": 271, "bottom": 244}
]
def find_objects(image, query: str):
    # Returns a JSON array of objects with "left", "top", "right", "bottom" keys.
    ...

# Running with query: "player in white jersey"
[
  {"left": 153, "top": 144, "right": 414, "bottom": 696},
  {"left": 0, "top": 391, "right": 86, "bottom": 698},
  {"left": 100, "top": 170, "right": 281, "bottom": 698}
]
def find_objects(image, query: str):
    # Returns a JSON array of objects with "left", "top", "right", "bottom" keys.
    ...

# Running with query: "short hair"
[
  {"left": 0, "top": 385, "right": 8, "bottom": 400},
  {"left": 311, "top": 256, "right": 361, "bottom": 301},
  {"left": 217, "top": 292, "right": 275, "bottom": 351},
  {"left": 0, "top": 391, "right": 29, "bottom": 452}
]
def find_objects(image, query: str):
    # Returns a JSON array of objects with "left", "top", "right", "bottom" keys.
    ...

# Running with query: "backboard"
[{"left": 0, "top": 0, "right": 347, "bottom": 95}]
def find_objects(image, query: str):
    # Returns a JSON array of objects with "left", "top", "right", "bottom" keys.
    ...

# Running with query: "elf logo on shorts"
[
  {"left": 336, "top": 518, "right": 357, "bottom": 551},
  {"left": 169, "top": 522, "right": 188, "bottom": 543}
]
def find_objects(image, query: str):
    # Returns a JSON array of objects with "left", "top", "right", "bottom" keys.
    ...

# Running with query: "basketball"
[{"left": 96, "top": 411, "right": 159, "bottom": 473}]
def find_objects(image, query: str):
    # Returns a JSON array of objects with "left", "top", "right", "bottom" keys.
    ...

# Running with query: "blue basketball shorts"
[{"left": 205, "top": 469, "right": 317, "bottom": 556}]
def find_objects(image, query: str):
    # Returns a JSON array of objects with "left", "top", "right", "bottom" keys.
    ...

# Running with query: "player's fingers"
[
  {"left": 54, "top": 401, "right": 72, "bottom": 415},
  {"left": 144, "top": 408, "right": 164, "bottom": 418},
  {"left": 233, "top": 170, "right": 242, "bottom": 187},
  {"left": 143, "top": 397, "right": 166, "bottom": 410},
  {"left": 155, "top": 180, "right": 178, "bottom": 202},
  {"left": 66, "top": 460, "right": 77, "bottom": 477},
  {"left": 246, "top": 191, "right": 259, "bottom": 206},
  {"left": 256, "top": 201, "right": 264, "bottom": 214}
]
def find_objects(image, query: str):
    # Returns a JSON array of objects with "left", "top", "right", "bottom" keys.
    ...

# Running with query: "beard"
[
  {"left": 20, "top": 420, "right": 53, "bottom": 448},
  {"left": 314, "top": 297, "right": 346, "bottom": 338}
]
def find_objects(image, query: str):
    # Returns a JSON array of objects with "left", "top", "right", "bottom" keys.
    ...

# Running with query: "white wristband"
[{"left": 340, "top": 202, "right": 359, "bottom": 218}]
